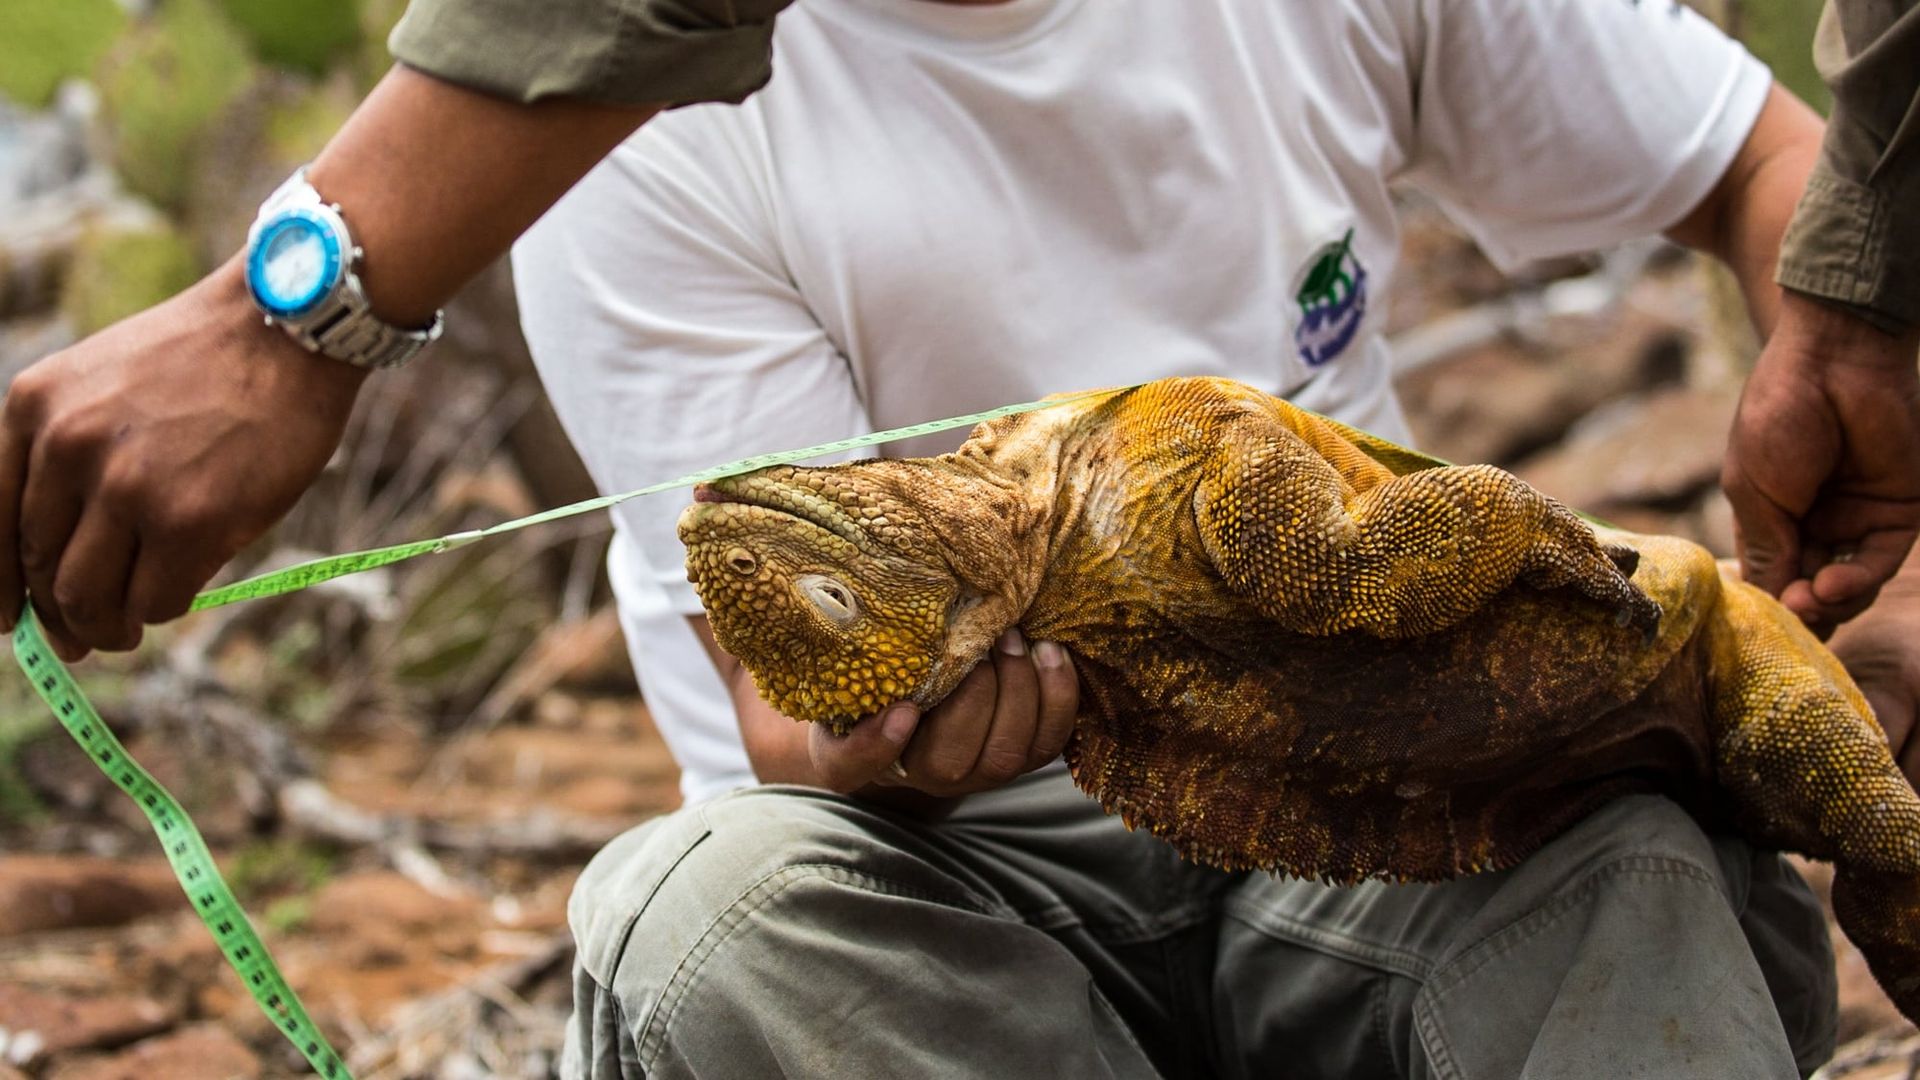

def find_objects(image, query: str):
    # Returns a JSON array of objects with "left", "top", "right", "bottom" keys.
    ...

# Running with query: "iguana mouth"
[{"left": 690, "top": 478, "right": 868, "bottom": 548}]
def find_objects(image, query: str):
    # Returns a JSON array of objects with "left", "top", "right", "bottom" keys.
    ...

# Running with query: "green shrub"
[
  {"left": 97, "top": 0, "right": 256, "bottom": 214},
  {"left": 218, "top": 0, "right": 362, "bottom": 77},
  {"left": 1740, "top": 0, "right": 1830, "bottom": 113},
  {"left": 232, "top": 838, "right": 337, "bottom": 902},
  {"left": 62, "top": 224, "right": 202, "bottom": 336},
  {"left": 355, "top": 0, "right": 408, "bottom": 88},
  {"left": 0, "top": 0, "right": 124, "bottom": 108},
  {"left": 265, "top": 81, "right": 356, "bottom": 164}
]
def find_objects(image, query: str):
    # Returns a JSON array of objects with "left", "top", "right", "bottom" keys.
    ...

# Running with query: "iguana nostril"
[{"left": 726, "top": 548, "right": 758, "bottom": 575}]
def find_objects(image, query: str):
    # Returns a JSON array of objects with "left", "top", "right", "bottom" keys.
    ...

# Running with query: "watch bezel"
[{"left": 246, "top": 207, "right": 348, "bottom": 320}]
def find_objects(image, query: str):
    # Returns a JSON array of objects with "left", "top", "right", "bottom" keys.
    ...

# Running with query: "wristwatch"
[{"left": 243, "top": 166, "right": 444, "bottom": 370}]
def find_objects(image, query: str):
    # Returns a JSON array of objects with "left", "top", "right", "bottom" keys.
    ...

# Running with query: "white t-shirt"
[{"left": 513, "top": 0, "right": 1769, "bottom": 803}]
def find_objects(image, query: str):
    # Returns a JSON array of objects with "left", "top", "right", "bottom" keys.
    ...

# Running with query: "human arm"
[
  {"left": 0, "top": 0, "right": 796, "bottom": 661},
  {"left": 0, "top": 68, "right": 658, "bottom": 660},
  {"left": 1663, "top": 84, "right": 1824, "bottom": 338},
  {"left": 1721, "top": 0, "right": 1920, "bottom": 633},
  {"left": 690, "top": 616, "right": 1079, "bottom": 807}
]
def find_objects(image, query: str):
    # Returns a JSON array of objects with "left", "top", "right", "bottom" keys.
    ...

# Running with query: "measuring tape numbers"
[{"left": 9, "top": 385, "right": 1132, "bottom": 1076}]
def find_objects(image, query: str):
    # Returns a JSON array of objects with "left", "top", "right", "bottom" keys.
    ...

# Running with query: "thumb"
[
  {"left": 809, "top": 704, "right": 919, "bottom": 793},
  {"left": 1725, "top": 478, "right": 1803, "bottom": 600}
]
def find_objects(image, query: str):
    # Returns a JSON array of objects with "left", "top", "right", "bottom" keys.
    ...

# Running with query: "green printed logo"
[{"left": 1293, "top": 228, "right": 1368, "bottom": 368}]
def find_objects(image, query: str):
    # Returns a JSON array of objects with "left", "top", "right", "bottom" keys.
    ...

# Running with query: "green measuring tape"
[{"left": 8, "top": 386, "right": 1129, "bottom": 1077}]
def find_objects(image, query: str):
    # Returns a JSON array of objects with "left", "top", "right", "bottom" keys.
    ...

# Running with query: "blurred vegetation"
[
  {"left": 217, "top": 0, "right": 362, "bottom": 77},
  {"left": 0, "top": 0, "right": 124, "bottom": 108},
  {"left": 95, "top": 0, "right": 257, "bottom": 214},
  {"left": 62, "top": 223, "right": 201, "bottom": 335},
  {"left": 231, "top": 837, "right": 339, "bottom": 902},
  {"left": 1729, "top": 0, "right": 1832, "bottom": 113},
  {"left": 357, "top": 0, "right": 411, "bottom": 92},
  {"left": 0, "top": 663, "right": 133, "bottom": 825},
  {"left": 0, "top": 702, "right": 51, "bottom": 824},
  {"left": 264, "top": 83, "right": 359, "bottom": 165}
]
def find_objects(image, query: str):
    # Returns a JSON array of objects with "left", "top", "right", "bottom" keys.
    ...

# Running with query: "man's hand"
[
  {"left": 0, "top": 258, "right": 365, "bottom": 660},
  {"left": 1723, "top": 291, "right": 1920, "bottom": 634},
  {"left": 1828, "top": 549, "right": 1920, "bottom": 788},
  {"left": 807, "top": 630, "right": 1079, "bottom": 798}
]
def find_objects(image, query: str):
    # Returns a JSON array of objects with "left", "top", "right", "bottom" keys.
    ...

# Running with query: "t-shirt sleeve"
[
  {"left": 1400, "top": 0, "right": 1773, "bottom": 271},
  {"left": 511, "top": 111, "right": 870, "bottom": 616},
  {"left": 389, "top": 0, "right": 792, "bottom": 107}
]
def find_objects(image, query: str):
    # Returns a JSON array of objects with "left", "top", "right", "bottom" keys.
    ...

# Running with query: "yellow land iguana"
[{"left": 677, "top": 376, "right": 1920, "bottom": 1021}]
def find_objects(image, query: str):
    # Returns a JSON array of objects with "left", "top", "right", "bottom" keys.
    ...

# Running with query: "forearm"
[{"left": 305, "top": 66, "right": 657, "bottom": 327}]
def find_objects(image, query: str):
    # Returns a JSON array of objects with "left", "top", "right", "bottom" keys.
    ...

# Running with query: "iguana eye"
[{"left": 797, "top": 574, "right": 859, "bottom": 623}]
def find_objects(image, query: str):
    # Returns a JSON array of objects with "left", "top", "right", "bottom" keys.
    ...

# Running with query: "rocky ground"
[{"left": 3, "top": 70, "right": 1913, "bottom": 1080}]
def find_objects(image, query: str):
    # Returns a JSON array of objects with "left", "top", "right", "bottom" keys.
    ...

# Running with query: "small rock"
[
  {"left": 0, "top": 855, "right": 184, "bottom": 936},
  {"left": 306, "top": 871, "right": 478, "bottom": 935},
  {"left": 1821, "top": 1031, "right": 1920, "bottom": 1080},
  {"left": 44, "top": 1024, "right": 260, "bottom": 1080},
  {"left": 1514, "top": 383, "right": 1739, "bottom": 513},
  {"left": 1399, "top": 308, "right": 1691, "bottom": 467},
  {"left": 0, "top": 987, "right": 174, "bottom": 1065}
]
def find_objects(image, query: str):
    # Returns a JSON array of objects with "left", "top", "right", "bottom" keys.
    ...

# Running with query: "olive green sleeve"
[
  {"left": 1775, "top": 1, "right": 1920, "bottom": 334},
  {"left": 387, "top": 0, "right": 794, "bottom": 108}
]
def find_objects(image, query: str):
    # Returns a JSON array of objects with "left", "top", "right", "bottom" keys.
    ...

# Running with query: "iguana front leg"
[{"left": 1191, "top": 415, "right": 1661, "bottom": 638}]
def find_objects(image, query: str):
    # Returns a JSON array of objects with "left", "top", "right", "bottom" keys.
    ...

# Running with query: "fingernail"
[
  {"left": 997, "top": 628, "right": 1026, "bottom": 657},
  {"left": 881, "top": 705, "right": 917, "bottom": 745},
  {"left": 1035, "top": 641, "right": 1067, "bottom": 669}
]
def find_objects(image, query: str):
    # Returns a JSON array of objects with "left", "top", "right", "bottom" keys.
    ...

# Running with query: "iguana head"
[{"left": 678, "top": 459, "right": 1036, "bottom": 732}]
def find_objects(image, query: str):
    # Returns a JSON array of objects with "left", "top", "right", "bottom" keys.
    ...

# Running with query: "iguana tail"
[
  {"left": 1834, "top": 869, "right": 1920, "bottom": 1022},
  {"left": 1706, "top": 572, "right": 1920, "bottom": 1025}
]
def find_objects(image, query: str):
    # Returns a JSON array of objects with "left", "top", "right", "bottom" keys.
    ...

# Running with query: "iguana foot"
[
  {"left": 1602, "top": 540, "right": 1639, "bottom": 578},
  {"left": 1518, "top": 515, "right": 1662, "bottom": 635}
]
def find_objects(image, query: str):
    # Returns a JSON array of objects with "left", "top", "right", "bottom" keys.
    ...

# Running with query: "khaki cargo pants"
[{"left": 561, "top": 769, "right": 1837, "bottom": 1079}]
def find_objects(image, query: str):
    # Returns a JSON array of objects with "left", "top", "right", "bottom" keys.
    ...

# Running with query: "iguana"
[{"left": 677, "top": 375, "right": 1920, "bottom": 1022}]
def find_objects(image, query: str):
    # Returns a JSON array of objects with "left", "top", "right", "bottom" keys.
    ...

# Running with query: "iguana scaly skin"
[{"left": 678, "top": 376, "right": 1920, "bottom": 1021}]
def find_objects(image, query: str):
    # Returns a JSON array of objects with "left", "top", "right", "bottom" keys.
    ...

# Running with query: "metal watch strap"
[
  {"left": 252, "top": 167, "right": 444, "bottom": 370},
  {"left": 275, "top": 266, "right": 444, "bottom": 370},
  {"left": 259, "top": 165, "right": 317, "bottom": 219}
]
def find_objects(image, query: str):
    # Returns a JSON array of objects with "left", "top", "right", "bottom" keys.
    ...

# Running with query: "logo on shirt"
[{"left": 1293, "top": 229, "right": 1368, "bottom": 368}]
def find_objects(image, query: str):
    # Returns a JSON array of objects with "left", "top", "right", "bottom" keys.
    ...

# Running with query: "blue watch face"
[{"left": 247, "top": 210, "right": 344, "bottom": 317}]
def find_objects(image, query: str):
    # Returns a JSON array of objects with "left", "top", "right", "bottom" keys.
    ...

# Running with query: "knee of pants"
[
  {"left": 566, "top": 785, "right": 1006, "bottom": 996},
  {"left": 1215, "top": 795, "right": 1836, "bottom": 1077}
]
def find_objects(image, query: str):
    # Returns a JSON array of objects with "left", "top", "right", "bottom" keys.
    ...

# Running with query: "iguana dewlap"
[{"left": 678, "top": 376, "right": 1920, "bottom": 1022}]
